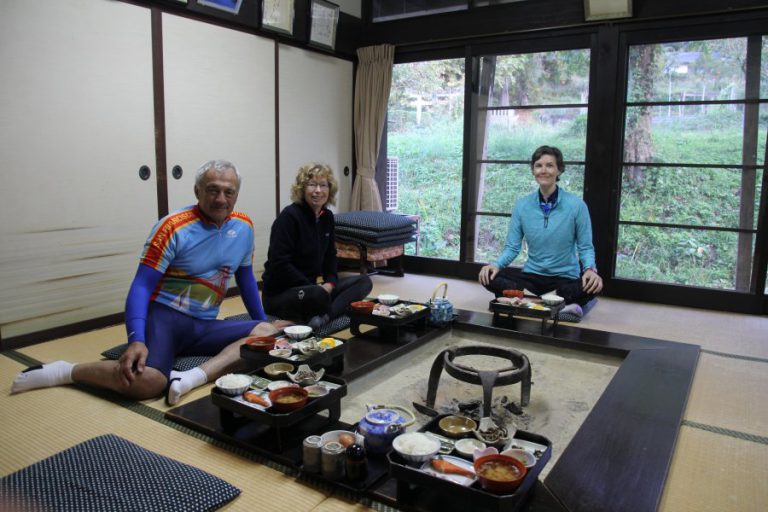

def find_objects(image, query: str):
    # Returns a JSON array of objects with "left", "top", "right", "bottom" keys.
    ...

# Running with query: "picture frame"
[
  {"left": 308, "top": 0, "right": 339, "bottom": 51},
  {"left": 261, "top": 0, "right": 295, "bottom": 36},
  {"left": 197, "top": 0, "right": 243, "bottom": 15}
]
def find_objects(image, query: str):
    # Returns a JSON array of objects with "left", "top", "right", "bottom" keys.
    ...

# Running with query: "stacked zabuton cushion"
[{"left": 334, "top": 211, "right": 417, "bottom": 248}]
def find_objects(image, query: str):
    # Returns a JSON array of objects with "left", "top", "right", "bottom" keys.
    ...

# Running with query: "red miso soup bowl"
[
  {"left": 268, "top": 386, "right": 309, "bottom": 412},
  {"left": 350, "top": 300, "right": 376, "bottom": 314},
  {"left": 245, "top": 336, "right": 276, "bottom": 352},
  {"left": 473, "top": 454, "right": 527, "bottom": 494}
]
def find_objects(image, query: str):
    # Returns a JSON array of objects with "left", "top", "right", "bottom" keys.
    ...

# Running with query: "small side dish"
[
  {"left": 419, "top": 455, "right": 476, "bottom": 486},
  {"left": 438, "top": 415, "right": 477, "bottom": 438},
  {"left": 455, "top": 438, "right": 486, "bottom": 459},
  {"left": 264, "top": 362, "right": 294, "bottom": 377},
  {"left": 242, "top": 390, "right": 271, "bottom": 408},
  {"left": 541, "top": 293, "right": 564, "bottom": 306},
  {"left": 305, "top": 384, "right": 329, "bottom": 398},
  {"left": 501, "top": 448, "right": 537, "bottom": 468},
  {"left": 502, "top": 289, "right": 525, "bottom": 299}
]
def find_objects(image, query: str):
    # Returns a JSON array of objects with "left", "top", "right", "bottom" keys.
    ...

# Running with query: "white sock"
[
  {"left": 11, "top": 361, "right": 74, "bottom": 394},
  {"left": 166, "top": 367, "right": 207, "bottom": 405}
]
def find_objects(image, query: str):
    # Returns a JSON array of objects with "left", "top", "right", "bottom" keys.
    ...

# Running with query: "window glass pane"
[
  {"left": 475, "top": 215, "right": 528, "bottom": 266},
  {"left": 623, "top": 105, "right": 744, "bottom": 164},
  {"left": 479, "top": 50, "right": 590, "bottom": 107},
  {"left": 615, "top": 226, "right": 750, "bottom": 290},
  {"left": 479, "top": 163, "right": 584, "bottom": 213},
  {"left": 627, "top": 39, "right": 747, "bottom": 103},
  {"left": 372, "top": 0, "right": 466, "bottom": 22},
  {"left": 483, "top": 108, "right": 588, "bottom": 161},
  {"left": 388, "top": 59, "right": 465, "bottom": 261},
  {"left": 478, "top": 164, "right": 534, "bottom": 213},
  {"left": 619, "top": 167, "right": 762, "bottom": 230}
]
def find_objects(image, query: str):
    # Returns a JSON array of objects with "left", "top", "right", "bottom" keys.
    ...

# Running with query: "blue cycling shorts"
[{"left": 145, "top": 302, "right": 261, "bottom": 377}]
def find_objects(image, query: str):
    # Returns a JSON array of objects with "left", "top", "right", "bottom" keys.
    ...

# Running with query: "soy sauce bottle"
[{"left": 345, "top": 443, "right": 368, "bottom": 482}]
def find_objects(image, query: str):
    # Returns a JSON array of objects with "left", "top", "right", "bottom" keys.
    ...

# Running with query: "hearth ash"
[{"left": 432, "top": 397, "right": 532, "bottom": 433}]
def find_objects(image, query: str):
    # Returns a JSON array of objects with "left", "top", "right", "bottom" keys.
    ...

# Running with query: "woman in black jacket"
[{"left": 262, "top": 163, "right": 372, "bottom": 331}]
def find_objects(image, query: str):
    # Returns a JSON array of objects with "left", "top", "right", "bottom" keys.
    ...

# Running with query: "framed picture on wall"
[
  {"left": 261, "top": 0, "right": 295, "bottom": 35},
  {"left": 308, "top": 0, "right": 339, "bottom": 51},
  {"left": 197, "top": 0, "right": 243, "bottom": 15}
]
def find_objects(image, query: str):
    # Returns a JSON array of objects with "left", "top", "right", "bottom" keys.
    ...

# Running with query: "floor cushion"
[{"left": 0, "top": 434, "right": 239, "bottom": 512}]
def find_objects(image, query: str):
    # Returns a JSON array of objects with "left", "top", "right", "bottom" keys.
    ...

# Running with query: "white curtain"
[{"left": 351, "top": 44, "right": 395, "bottom": 211}]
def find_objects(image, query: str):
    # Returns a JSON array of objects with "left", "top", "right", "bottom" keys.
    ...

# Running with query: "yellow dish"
[{"left": 319, "top": 337, "right": 337, "bottom": 349}]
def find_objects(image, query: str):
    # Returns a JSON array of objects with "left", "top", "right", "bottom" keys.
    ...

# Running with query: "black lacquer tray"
[
  {"left": 211, "top": 373, "right": 347, "bottom": 428},
  {"left": 488, "top": 299, "right": 565, "bottom": 334},
  {"left": 240, "top": 335, "right": 347, "bottom": 371},
  {"left": 387, "top": 414, "right": 552, "bottom": 512},
  {"left": 347, "top": 299, "right": 431, "bottom": 341}
]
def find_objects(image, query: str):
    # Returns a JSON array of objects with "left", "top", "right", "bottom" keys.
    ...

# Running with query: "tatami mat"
[
  {"left": 684, "top": 353, "right": 768, "bottom": 437},
  {"left": 0, "top": 358, "right": 330, "bottom": 512},
  {"left": 17, "top": 323, "right": 125, "bottom": 363},
  {"left": 3, "top": 274, "right": 768, "bottom": 512},
  {"left": 658, "top": 426, "right": 768, "bottom": 512},
  {"left": 371, "top": 274, "right": 768, "bottom": 358},
  {"left": 310, "top": 495, "right": 380, "bottom": 512}
]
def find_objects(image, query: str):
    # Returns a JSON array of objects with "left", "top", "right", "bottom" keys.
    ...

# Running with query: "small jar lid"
[{"left": 345, "top": 443, "right": 366, "bottom": 460}]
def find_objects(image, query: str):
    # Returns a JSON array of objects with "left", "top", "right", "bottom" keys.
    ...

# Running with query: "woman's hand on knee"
[
  {"left": 479, "top": 264, "right": 499, "bottom": 286},
  {"left": 582, "top": 269, "right": 603, "bottom": 294}
]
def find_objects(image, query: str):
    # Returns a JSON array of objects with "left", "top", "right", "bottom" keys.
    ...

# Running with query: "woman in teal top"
[{"left": 479, "top": 146, "right": 603, "bottom": 315}]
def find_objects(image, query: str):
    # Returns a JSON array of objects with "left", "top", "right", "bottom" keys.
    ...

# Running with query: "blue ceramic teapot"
[
  {"left": 428, "top": 282, "right": 454, "bottom": 326},
  {"left": 358, "top": 408, "right": 405, "bottom": 454}
]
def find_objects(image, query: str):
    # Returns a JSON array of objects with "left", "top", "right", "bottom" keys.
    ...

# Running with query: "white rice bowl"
[
  {"left": 392, "top": 432, "right": 441, "bottom": 463},
  {"left": 215, "top": 373, "right": 252, "bottom": 395}
]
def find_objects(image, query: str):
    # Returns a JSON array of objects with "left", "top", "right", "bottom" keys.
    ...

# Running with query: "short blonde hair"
[{"left": 290, "top": 163, "right": 338, "bottom": 206}]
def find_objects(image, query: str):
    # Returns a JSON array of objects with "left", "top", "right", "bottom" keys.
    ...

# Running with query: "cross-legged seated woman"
[
  {"left": 478, "top": 146, "right": 603, "bottom": 319},
  {"left": 261, "top": 163, "right": 372, "bottom": 331}
]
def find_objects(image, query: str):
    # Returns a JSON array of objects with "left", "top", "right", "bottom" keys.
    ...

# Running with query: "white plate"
[
  {"left": 232, "top": 391, "right": 272, "bottom": 411},
  {"left": 266, "top": 380, "right": 298, "bottom": 391},
  {"left": 504, "top": 438, "right": 547, "bottom": 458},
  {"left": 305, "top": 384, "right": 329, "bottom": 397},
  {"left": 419, "top": 455, "right": 476, "bottom": 486},
  {"left": 316, "top": 380, "right": 342, "bottom": 390}
]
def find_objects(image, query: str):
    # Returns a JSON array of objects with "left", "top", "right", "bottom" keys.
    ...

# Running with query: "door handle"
[
  {"left": 172, "top": 165, "right": 183, "bottom": 180},
  {"left": 138, "top": 165, "right": 151, "bottom": 181}
]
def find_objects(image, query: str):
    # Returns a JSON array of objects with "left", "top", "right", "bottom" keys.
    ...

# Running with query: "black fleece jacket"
[{"left": 262, "top": 201, "right": 338, "bottom": 296}]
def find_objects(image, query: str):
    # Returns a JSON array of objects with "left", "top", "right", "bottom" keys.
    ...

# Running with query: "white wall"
[
  {"left": 278, "top": 44, "right": 354, "bottom": 213},
  {"left": 0, "top": 0, "right": 355, "bottom": 339}
]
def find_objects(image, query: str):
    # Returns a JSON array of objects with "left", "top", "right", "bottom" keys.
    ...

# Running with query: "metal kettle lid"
[{"left": 364, "top": 408, "right": 404, "bottom": 425}]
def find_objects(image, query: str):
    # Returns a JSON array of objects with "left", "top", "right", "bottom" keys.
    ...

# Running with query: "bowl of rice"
[
  {"left": 215, "top": 373, "right": 253, "bottom": 396},
  {"left": 392, "top": 432, "right": 441, "bottom": 464}
]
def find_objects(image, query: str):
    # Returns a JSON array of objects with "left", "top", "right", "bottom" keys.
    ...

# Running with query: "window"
[
  {"left": 387, "top": 58, "right": 465, "bottom": 259},
  {"left": 469, "top": 49, "right": 591, "bottom": 264},
  {"left": 386, "top": 50, "right": 590, "bottom": 262},
  {"left": 616, "top": 36, "right": 768, "bottom": 291}
]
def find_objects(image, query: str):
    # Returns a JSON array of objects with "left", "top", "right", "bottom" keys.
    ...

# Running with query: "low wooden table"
[
  {"left": 489, "top": 299, "right": 565, "bottom": 334},
  {"left": 347, "top": 300, "right": 430, "bottom": 343}
]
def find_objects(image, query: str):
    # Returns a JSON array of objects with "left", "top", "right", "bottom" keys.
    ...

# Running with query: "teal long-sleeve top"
[{"left": 494, "top": 187, "right": 596, "bottom": 280}]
